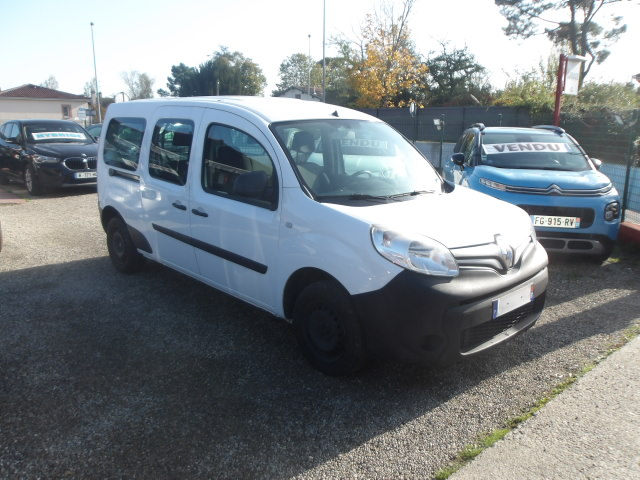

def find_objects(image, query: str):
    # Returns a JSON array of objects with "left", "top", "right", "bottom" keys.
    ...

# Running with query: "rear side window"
[
  {"left": 149, "top": 119, "right": 194, "bottom": 186},
  {"left": 202, "top": 124, "right": 277, "bottom": 209},
  {"left": 103, "top": 117, "right": 146, "bottom": 171}
]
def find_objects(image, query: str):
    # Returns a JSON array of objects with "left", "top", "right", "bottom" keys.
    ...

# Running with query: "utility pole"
[{"left": 90, "top": 22, "right": 102, "bottom": 123}]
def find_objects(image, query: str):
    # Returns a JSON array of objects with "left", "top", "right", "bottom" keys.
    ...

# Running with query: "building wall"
[{"left": 0, "top": 99, "right": 90, "bottom": 123}]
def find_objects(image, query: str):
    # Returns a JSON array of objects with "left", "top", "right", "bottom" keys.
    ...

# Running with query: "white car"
[{"left": 97, "top": 97, "right": 548, "bottom": 375}]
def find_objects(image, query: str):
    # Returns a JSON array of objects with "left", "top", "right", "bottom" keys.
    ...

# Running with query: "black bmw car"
[{"left": 0, "top": 119, "right": 98, "bottom": 195}]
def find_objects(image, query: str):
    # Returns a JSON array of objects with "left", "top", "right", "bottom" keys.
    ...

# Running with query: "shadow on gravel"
[{"left": 0, "top": 250, "right": 638, "bottom": 479}]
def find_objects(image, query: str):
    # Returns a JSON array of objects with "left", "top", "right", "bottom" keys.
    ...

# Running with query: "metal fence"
[{"left": 363, "top": 106, "right": 640, "bottom": 224}]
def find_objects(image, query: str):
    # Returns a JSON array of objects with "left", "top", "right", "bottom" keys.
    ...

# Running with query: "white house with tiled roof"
[{"left": 0, "top": 84, "right": 90, "bottom": 123}]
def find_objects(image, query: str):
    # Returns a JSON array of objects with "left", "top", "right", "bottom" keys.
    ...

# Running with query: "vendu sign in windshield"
[{"left": 481, "top": 135, "right": 589, "bottom": 171}]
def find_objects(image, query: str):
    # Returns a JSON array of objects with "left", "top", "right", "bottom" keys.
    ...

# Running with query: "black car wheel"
[
  {"left": 293, "top": 280, "right": 368, "bottom": 376},
  {"left": 106, "top": 217, "right": 145, "bottom": 273},
  {"left": 24, "top": 165, "right": 45, "bottom": 195}
]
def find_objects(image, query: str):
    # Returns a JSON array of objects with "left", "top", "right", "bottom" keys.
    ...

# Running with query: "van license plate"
[
  {"left": 492, "top": 283, "right": 534, "bottom": 319},
  {"left": 75, "top": 172, "right": 97, "bottom": 179},
  {"left": 531, "top": 215, "right": 580, "bottom": 228}
]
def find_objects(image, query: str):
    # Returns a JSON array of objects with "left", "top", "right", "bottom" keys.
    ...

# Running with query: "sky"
[{"left": 1, "top": 0, "right": 638, "bottom": 99}]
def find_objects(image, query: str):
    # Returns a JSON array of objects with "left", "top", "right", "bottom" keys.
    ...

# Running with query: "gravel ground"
[{"left": 0, "top": 187, "right": 639, "bottom": 479}]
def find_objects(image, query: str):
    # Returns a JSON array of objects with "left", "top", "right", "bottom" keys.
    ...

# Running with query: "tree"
[
  {"left": 495, "top": 0, "right": 628, "bottom": 81},
  {"left": 564, "top": 81, "right": 640, "bottom": 111},
  {"left": 157, "top": 63, "right": 198, "bottom": 97},
  {"left": 121, "top": 71, "right": 154, "bottom": 99},
  {"left": 426, "top": 44, "right": 492, "bottom": 106},
  {"left": 40, "top": 75, "right": 59, "bottom": 90},
  {"left": 494, "top": 57, "right": 558, "bottom": 114},
  {"left": 273, "top": 53, "right": 322, "bottom": 96},
  {"left": 159, "top": 47, "right": 266, "bottom": 97},
  {"left": 347, "top": 0, "right": 428, "bottom": 108}
]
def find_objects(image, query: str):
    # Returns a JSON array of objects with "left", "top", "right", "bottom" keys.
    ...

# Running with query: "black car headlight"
[{"left": 32, "top": 154, "right": 59, "bottom": 164}]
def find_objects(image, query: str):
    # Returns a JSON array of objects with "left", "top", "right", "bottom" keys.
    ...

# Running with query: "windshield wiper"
[
  {"left": 387, "top": 190, "right": 434, "bottom": 199},
  {"left": 318, "top": 193, "right": 396, "bottom": 203}
]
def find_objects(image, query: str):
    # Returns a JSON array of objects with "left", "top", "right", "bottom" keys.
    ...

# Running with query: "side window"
[
  {"left": 202, "top": 124, "right": 277, "bottom": 209},
  {"left": 149, "top": 119, "right": 194, "bottom": 186},
  {"left": 103, "top": 118, "right": 146, "bottom": 171},
  {"left": 5, "top": 123, "right": 19, "bottom": 141},
  {"left": 462, "top": 132, "right": 477, "bottom": 165}
]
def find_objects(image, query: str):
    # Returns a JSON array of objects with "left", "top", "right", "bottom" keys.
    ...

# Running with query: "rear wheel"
[
  {"left": 24, "top": 165, "right": 45, "bottom": 195},
  {"left": 106, "top": 217, "right": 145, "bottom": 273},
  {"left": 293, "top": 280, "right": 368, "bottom": 376}
]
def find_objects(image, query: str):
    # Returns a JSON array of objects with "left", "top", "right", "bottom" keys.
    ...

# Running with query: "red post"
[{"left": 553, "top": 54, "right": 567, "bottom": 126}]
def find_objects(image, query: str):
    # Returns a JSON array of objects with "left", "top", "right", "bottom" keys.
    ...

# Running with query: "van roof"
[{"left": 105, "top": 96, "right": 376, "bottom": 124}]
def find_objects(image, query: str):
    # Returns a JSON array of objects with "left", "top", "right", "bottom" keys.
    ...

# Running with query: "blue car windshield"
[
  {"left": 272, "top": 119, "right": 441, "bottom": 200},
  {"left": 480, "top": 132, "right": 591, "bottom": 171}
]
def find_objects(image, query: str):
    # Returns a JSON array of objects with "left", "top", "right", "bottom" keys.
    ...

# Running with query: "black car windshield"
[
  {"left": 480, "top": 131, "right": 591, "bottom": 171},
  {"left": 24, "top": 122, "right": 93, "bottom": 144},
  {"left": 272, "top": 119, "right": 441, "bottom": 200}
]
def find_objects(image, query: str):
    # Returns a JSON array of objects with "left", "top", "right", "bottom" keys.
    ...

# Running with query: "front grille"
[
  {"left": 64, "top": 156, "right": 97, "bottom": 170},
  {"left": 502, "top": 183, "right": 612, "bottom": 196},
  {"left": 460, "top": 294, "right": 544, "bottom": 352},
  {"left": 518, "top": 204, "right": 594, "bottom": 228}
]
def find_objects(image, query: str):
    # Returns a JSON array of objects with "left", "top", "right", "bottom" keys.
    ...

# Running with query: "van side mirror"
[
  {"left": 591, "top": 158, "right": 602, "bottom": 170},
  {"left": 451, "top": 152, "right": 465, "bottom": 170},
  {"left": 234, "top": 170, "right": 267, "bottom": 198}
]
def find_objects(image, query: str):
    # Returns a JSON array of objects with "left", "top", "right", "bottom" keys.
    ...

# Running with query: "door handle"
[
  {"left": 191, "top": 208, "right": 208, "bottom": 217},
  {"left": 172, "top": 201, "right": 187, "bottom": 211}
]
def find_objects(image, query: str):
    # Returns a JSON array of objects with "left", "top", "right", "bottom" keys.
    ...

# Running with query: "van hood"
[
  {"left": 476, "top": 165, "right": 612, "bottom": 190},
  {"left": 324, "top": 186, "right": 533, "bottom": 250}
]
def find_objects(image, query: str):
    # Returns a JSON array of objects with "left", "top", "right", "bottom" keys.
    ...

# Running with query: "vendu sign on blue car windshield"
[{"left": 483, "top": 143, "right": 572, "bottom": 154}]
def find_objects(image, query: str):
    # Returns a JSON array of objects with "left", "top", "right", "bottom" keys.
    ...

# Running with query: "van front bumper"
[{"left": 353, "top": 248, "right": 549, "bottom": 366}]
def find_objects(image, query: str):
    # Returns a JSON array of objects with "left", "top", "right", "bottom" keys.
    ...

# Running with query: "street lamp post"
[{"left": 90, "top": 22, "right": 102, "bottom": 123}]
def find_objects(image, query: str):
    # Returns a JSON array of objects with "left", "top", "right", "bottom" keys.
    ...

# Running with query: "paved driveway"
[{"left": 1, "top": 188, "right": 638, "bottom": 479}]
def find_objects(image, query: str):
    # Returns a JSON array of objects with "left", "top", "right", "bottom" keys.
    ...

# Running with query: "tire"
[
  {"left": 24, "top": 165, "right": 45, "bottom": 195},
  {"left": 590, "top": 241, "right": 615, "bottom": 264},
  {"left": 293, "top": 280, "right": 368, "bottom": 376},
  {"left": 106, "top": 217, "right": 145, "bottom": 273}
]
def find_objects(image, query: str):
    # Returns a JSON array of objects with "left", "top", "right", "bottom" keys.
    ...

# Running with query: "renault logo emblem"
[{"left": 495, "top": 234, "right": 514, "bottom": 270}]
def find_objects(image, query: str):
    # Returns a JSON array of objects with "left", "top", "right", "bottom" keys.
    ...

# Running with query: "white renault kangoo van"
[{"left": 97, "top": 97, "right": 548, "bottom": 375}]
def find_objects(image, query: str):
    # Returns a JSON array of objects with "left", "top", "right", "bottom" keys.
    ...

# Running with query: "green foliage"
[
  {"left": 494, "top": 58, "right": 558, "bottom": 114},
  {"left": 426, "top": 44, "right": 493, "bottom": 106},
  {"left": 159, "top": 47, "right": 266, "bottom": 97},
  {"left": 273, "top": 53, "right": 323, "bottom": 96},
  {"left": 564, "top": 81, "right": 640, "bottom": 111}
]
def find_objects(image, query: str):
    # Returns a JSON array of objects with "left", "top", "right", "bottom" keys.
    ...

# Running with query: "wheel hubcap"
[{"left": 307, "top": 307, "right": 342, "bottom": 354}]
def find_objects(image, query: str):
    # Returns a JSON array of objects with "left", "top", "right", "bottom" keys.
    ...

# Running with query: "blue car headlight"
[
  {"left": 479, "top": 177, "right": 507, "bottom": 191},
  {"left": 604, "top": 201, "right": 620, "bottom": 221}
]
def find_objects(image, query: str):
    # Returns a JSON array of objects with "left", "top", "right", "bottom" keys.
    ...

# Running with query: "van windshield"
[{"left": 272, "top": 119, "right": 441, "bottom": 201}]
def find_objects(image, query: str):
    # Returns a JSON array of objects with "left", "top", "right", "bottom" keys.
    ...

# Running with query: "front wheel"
[
  {"left": 106, "top": 217, "right": 145, "bottom": 273},
  {"left": 293, "top": 280, "right": 368, "bottom": 376},
  {"left": 24, "top": 165, "right": 45, "bottom": 195}
]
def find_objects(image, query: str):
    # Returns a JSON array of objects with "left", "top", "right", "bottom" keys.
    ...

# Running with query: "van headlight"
[{"left": 371, "top": 226, "right": 459, "bottom": 277}]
